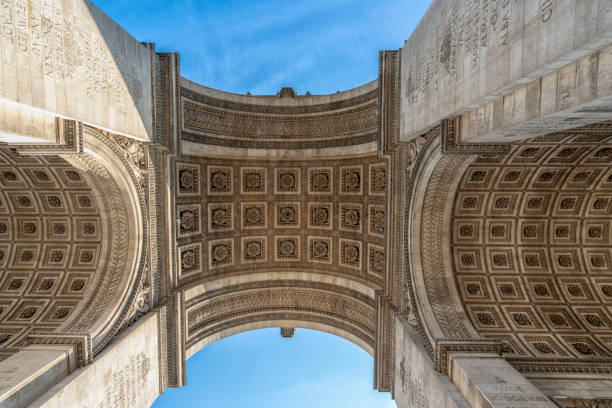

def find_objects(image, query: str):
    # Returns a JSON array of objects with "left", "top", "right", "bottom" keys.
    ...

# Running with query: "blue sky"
[
  {"left": 153, "top": 329, "right": 396, "bottom": 408},
  {"left": 97, "top": 0, "right": 432, "bottom": 95},
  {"left": 95, "top": 0, "right": 432, "bottom": 406}
]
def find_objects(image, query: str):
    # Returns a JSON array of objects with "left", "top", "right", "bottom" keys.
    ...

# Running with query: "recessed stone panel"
[
  {"left": 241, "top": 202, "right": 267, "bottom": 230},
  {"left": 308, "top": 167, "right": 333, "bottom": 195},
  {"left": 241, "top": 167, "right": 267, "bottom": 195},
  {"left": 241, "top": 236, "right": 267, "bottom": 264},
  {"left": 39, "top": 244, "right": 70, "bottom": 270},
  {"left": 207, "top": 166, "right": 233, "bottom": 195},
  {"left": 367, "top": 243, "right": 385, "bottom": 279},
  {"left": 340, "top": 203, "right": 362, "bottom": 233},
  {"left": 308, "top": 203, "right": 332, "bottom": 230},
  {"left": 369, "top": 164, "right": 386, "bottom": 196},
  {"left": 208, "top": 239, "right": 234, "bottom": 269},
  {"left": 368, "top": 204, "right": 385, "bottom": 237},
  {"left": 275, "top": 236, "right": 300, "bottom": 262},
  {"left": 207, "top": 203, "right": 234, "bottom": 234},
  {"left": 176, "top": 163, "right": 201, "bottom": 197},
  {"left": 339, "top": 239, "right": 361, "bottom": 270},
  {"left": 308, "top": 236, "right": 332, "bottom": 265},
  {"left": 274, "top": 168, "right": 300, "bottom": 195},
  {"left": 340, "top": 165, "right": 363, "bottom": 195},
  {"left": 177, "top": 204, "right": 202, "bottom": 238},
  {"left": 275, "top": 202, "right": 300, "bottom": 229}
]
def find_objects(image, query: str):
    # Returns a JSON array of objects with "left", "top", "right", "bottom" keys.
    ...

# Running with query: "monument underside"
[{"left": 0, "top": 0, "right": 611, "bottom": 407}]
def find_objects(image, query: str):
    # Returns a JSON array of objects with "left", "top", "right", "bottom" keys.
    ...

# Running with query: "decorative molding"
[
  {"left": 70, "top": 126, "right": 149, "bottom": 356},
  {"left": 280, "top": 327, "right": 296, "bottom": 338},
  {"left": 186, "top": 283, "right": 376, "bottom": 353},
  {"left": 434, "top": 338, "right": 503, "bottom": 375},
  {"left": 151, "top": 51, "right": 179, "bottom": 152},
  {"left": 374, "top": 298, "right": 395, "bottom": 393},
  {"left": 113, "top": 276, "right": 152, "bottom": 338},
  {"left": 180, "top": 86, "right": 378, "bottom": 149},
  {"left": 16, "top": 118, "right": 83, "bottom": 156},
  {"left": 418, "top": 153, "right": 475, "bottom": 340},
  {"left": 552, "top": 398, "right": 612, "bottom": 408},
  {"left": 26, "top": 332, "right": 92, "bottom": 368},
  {"left": 509, "top": 356, "right": 612, "bottom": 376},
  {"left": 397, "top": 127, "right": 441, "bottom": 357},
  {"left": 157, "top": 296, "right": 181, "bottom": 389},
  {"left": 147, "top": 146, "right": 167, "bottom": 305},
  {"left": 441, "top": 117, "right": 511, "bottom": 155},
  {"left": 62, "top": 152, "right": 131, "bottom": 336},
  {"left": 107, "top": 133, "right": 148, "bottom": 188},
  {"left": 379, "top": 50, "right": 400, "bottom": 154}
]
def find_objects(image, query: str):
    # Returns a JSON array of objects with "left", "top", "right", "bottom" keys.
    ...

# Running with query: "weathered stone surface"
[
  {"left": 0, "top": 1, "right": 611, "bottom": 407},
  {"left": 0, "top": 0, "right": 153, "bottom": 141},
  {"left": 31, "top": 313, "right": 160, "bottom": 408},
  {"left": 450, "top": 354, "right": 556, "bottom": 408},
  {"left": 394, "top": 316, "right": 471, "bottom": 408},
  {"left": 0, "top": 348, "right": 70, "bottom": 408},
  {"left": 400, "top": 0, "right": 612, "bottom": 141}
]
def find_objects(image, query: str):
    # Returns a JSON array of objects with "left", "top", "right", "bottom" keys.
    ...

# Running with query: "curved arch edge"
[{"left": 186, "top": 320, "right": 374, "bottom": 359}]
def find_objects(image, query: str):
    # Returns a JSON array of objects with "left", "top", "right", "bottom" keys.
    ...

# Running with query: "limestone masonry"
[{"left": 0, "top": 0, "right": 612, "bottom": 407}]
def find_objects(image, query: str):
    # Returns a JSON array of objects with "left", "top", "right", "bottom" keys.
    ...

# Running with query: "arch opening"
[
  {"left": 184, "top": 276, "right": 377, "bottom": 362},
  {"left": 156, "top": 327, "right": 397, "bottom": 408}
]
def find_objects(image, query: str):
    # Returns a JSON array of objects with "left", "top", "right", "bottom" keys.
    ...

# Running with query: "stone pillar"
[
  {"left": 394, "top": 315, "right": 471, "bottom": 408},
  {"left": 449, "top": 353, "right": 557, "bottom": 408},
  {"left": 0, "top": 346, "right": 73, "bottom": 408},
  {"left": 30, "top": 312, "right": 162, "bottom": 408}
]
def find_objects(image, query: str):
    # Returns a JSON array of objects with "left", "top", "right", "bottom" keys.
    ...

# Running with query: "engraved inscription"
[
  {"left": 83, "top": 352, "right": 151, "bottom": 408},
  {"left": 404, "top": 0, "right": 517, "bottom": 107},
  {"left": 541, "top": 0, "right": 553, "bottom": 23},
  {"left": 0, "top": 0, "right": 144, "bottom": 112}
]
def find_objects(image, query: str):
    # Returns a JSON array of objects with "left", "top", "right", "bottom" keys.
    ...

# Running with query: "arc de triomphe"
[{"left": 1, "top": 1, "right": 612, "bottom": 407}]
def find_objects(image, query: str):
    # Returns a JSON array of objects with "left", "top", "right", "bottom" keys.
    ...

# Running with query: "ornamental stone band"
[{"left": 0, "top": 0, "right": 611, "bottom": 407}]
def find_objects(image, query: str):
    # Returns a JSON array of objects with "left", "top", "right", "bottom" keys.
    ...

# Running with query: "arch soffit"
[
  {"left": 0, "top": 125, "right": 148, "bottom": 358},
  {"left": 174, "top": 153, "right": 388, "bottom": 293},
  {"left": 407, "top": 136, "right": 479, "bottom": 350},
  {"left": 183, "top": 272, "right": 377, "bottom": 359},
  {"left": 452, "top": 132, "right": 612, "bottom": 362},
  {"left": 408, "top": 126, "right": 612, "bottom": 375},
  {"left": 62, "top": 126, "right": 148, "bottom": 353},
  {"left": 179, "top": 77, "right": 380, "bottom": 156},
  {"left": 0, "top": 147, "right": 109, "bottom": 354},
  {"left": 186, "top": 319, "right": 375, "bottom": 359}
]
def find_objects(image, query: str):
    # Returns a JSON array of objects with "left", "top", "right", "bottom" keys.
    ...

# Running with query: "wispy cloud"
[{"left": 96, "top": 0, "right": 432, "bottom": 93}]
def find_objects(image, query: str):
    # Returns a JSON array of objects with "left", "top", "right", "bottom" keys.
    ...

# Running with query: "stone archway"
[
  {"left": 0, "top": 146, "right": 112, "bottom": 360},
  {"left": 183, "top": 273, "right": 377, "bottom": 359},
  {"left": 406, "top": 122, "right": 612, "bottom": 407},
  {"left": 1, "top": 0, "right": 612, "bottom": 406},
  {"left": 0, "top": 123, "right": 150, "bottom": 407},
  {"left": 170, "top": 78, "right": 393, "bottom": 394}
]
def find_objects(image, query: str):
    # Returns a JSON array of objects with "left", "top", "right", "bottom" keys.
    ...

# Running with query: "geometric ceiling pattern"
[
  {"left": 452, "top": 132, "right": 612, "bottom": 359},
  {"left": 175, "top": 154, "right": 388, "bottom": 290},
  {"left": 0, "top": 147, "right": 104, "bottom": 357}
]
